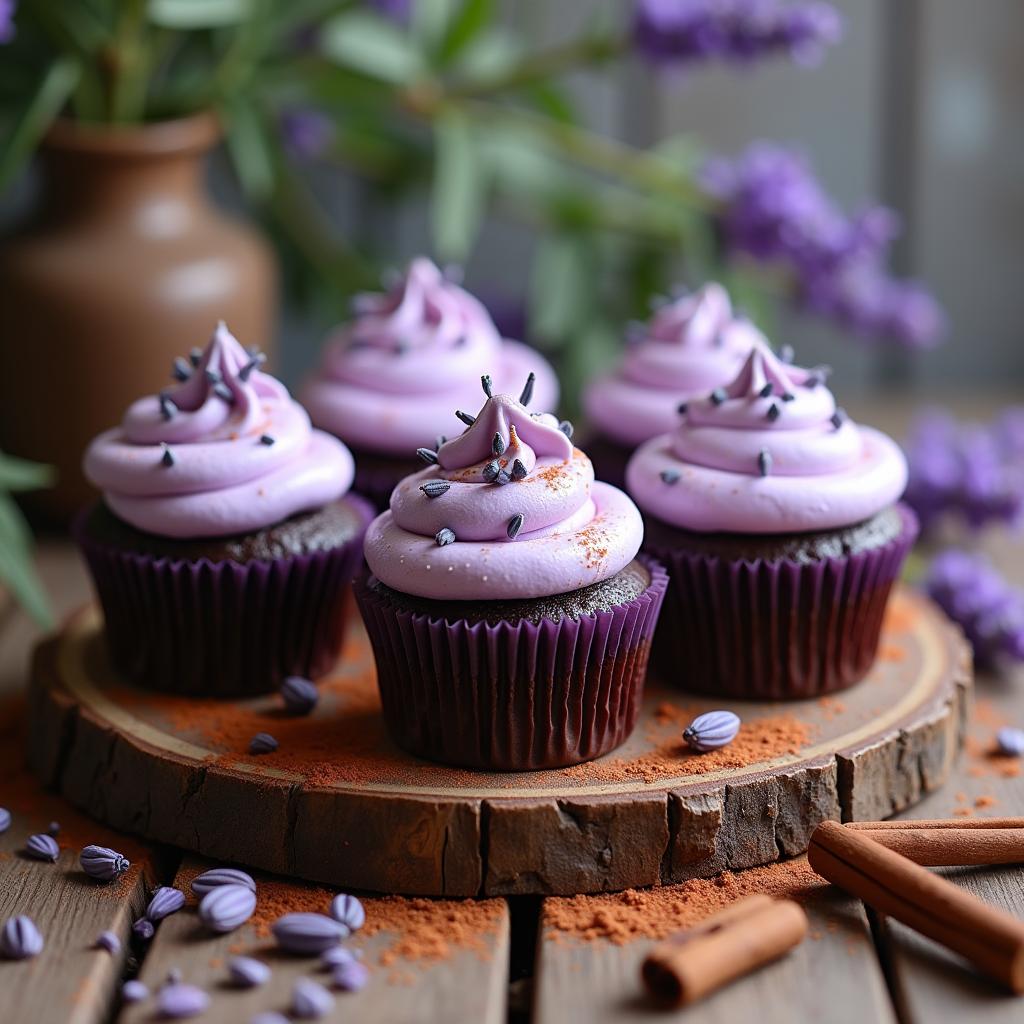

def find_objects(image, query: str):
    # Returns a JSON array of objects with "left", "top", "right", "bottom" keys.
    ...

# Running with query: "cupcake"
[
  {"left": 583, "top": 282, "right": 762, "bottom": 487},
  {"left": 78, "top": 322, "right": 374, "bottom": 696},
  {"left": 302, "top": 258, "right": 559, "bottom": 508},
  {"left": 626, "top": 343, "right": 917, "bottom": 700},
  {"left": 356, "top": 375, "right": 667, "bottom": 770}
]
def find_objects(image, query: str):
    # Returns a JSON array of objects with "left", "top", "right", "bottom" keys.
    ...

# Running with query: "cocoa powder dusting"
[{"left": 544, "top": 857, "right": 824, "bottom": 944}]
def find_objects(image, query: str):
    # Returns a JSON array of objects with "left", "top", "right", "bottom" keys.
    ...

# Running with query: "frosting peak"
[
  {"left": 583, "top": 281, "right": 763, "bottom": 448},
  {"left": 85, "top": 323, "right": 353, "bottom": 539},
  {"left": 363, "top": 377, "right": 644, "bottom": 599},
  {"left": 626, "top": 342, "right": 909, "bottom": 533},
  {"left": 301, "top": 258, "right": 559, "bottom": 453}
]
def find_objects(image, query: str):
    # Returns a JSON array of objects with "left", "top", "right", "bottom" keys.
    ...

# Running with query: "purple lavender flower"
[
  {"left": 700, "top": 141, "right": 944, "bottom": 348},
  {"left": 0, "top": 0, "right": 16, "bottom": 44},
  {"left": 279, "top": 109, "right": 335, "bottom": 161},
  {"left": 633, "top": 0, "right": 841, "bottom": 69},
  {"left": 905, "top": 408, "right": 1024, "bottom": 533},
  {"left": 925, "top": 551, "right": 1024, "bottom": 668},
  {"left": 368, "top": 0, "right": 411, "bottom": 22}
]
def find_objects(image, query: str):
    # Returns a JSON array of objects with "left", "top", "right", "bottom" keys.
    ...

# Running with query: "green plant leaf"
[
  {"left": 0, "top": 57, "right": 79, "bottom": 190},
  {"left": 451, "top": 28, "right": 522, "bottom": 79},
  {"left": 148, "top": 0, "right": 253, "bottom": 29},
  {"left": 221, "top": 98, "right": 276, "bottom": 203},
  {"left": 437, "top": 0, "right": 492, "bottom": 66},
  {"left": 0, "top": 495, "right": 53, "bottom": 629},
  {"left": 412, "top": 0, "right": 456, "bottom": 56},
  {"left": 431, "top": 110, "right": 485, "bottom": 261},
  {"left": 321, "top": 11, "right": 424, "bottom": 83},
  {"left": 0, "top": 453, "right": 54, "bottom": 494},
  {"left": 528, "top": 235, "right": 589, "bottom": 345}
]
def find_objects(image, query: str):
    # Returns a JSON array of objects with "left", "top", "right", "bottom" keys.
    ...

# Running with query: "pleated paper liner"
[
  {"left": 74, "top": 495, "right": 374, "bottom": 697},
  {"left": 645, "top": 504, "right": 919, "bottom": 700},
  {"left": 355, "top": 556, "right": 669, "bottom": 771}
]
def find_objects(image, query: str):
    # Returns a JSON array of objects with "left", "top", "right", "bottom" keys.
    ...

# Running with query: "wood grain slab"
[
  {"left": 533, "top": 884, "right": 897, "bottom": 1024},
  {"left": 120, "top": 856, "right": 510, "bottom": 1024},
  {"left": 28, "top": 586, "right": 972, "bottom": 897}
]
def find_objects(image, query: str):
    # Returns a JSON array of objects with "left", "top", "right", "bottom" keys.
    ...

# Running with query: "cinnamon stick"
[
  {"left": 846, "top": 820, "right": 1024, "bottom": 865},
  {"left": 809, "top": 820, "right": 1024, "bottom": 992},
  {"left": 641, "top": 895, "right": 808, "bottom": 1008}
]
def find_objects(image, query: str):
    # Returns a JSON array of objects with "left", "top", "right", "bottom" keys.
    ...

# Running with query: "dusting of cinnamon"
[{"left": 544, "top": 857, "right": 824, "bottom": 945}]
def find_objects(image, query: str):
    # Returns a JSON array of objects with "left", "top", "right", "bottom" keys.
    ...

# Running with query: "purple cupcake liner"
[
  {"left": 354, "top": 556, "right": 669, "bottom": 771},
  {"left": 74, "top": 494, "right": 374, "bottom": 697},
  {"left": 645, "top": 504, "right": 919, "bottom": 700}
]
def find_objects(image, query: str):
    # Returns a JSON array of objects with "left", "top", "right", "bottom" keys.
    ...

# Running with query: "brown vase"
[{"left": 0, "top": 113, "right": 277, "bottom": 523}]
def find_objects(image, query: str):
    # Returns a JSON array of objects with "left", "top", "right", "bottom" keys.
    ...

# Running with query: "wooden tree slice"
[{"left": 28, "top": 586, "right": 971, "bottom": 897}]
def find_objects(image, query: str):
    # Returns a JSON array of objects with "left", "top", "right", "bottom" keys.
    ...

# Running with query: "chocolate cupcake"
[
  {"left": 626, "top": 343, "right": 917, "bottom": 700},
  {"left": 583, "top": 283, "right": 760, "bottom": 487},
  {"left": 356, "top": 377, "right": 667, "bottom": 771},
  {"left": 301, "top": 258, "right": 559, "bottom": 508},
  {"left": 78, "top": 323, "right": 373, "bottom": 696}
]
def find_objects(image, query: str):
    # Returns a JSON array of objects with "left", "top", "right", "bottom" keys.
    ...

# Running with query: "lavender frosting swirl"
[
  {"left": 584, "top": 282, "right": 764, "bottom": 447},
  {"left": 301, "top": 258, "right": 558, "bottom": 453},
  {"left": 85, "top": 323, "right": 353, "bottom": 538},
  {"left": 364, "top": 380, "right": 644, "bottom": 600},
  {"left": 626, "top": 344, "right": 908, "bottom": 533}
]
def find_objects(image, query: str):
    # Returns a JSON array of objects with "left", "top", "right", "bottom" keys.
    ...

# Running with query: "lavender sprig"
[{"left": 925, "top": 550, "right": 1024, "bottom": 668}]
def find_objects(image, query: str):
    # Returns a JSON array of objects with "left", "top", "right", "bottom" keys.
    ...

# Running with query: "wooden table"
[{"left": 1, "top": 530, "right": 1022, "bottom": 1023}]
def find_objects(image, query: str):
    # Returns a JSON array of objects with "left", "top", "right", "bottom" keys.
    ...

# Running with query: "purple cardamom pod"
[
  {"left": 281, "top": 676, "right": 319, "bottom": 715},
  {"left": 0, "top": 807, "right": 10, "bottom": 833},
  {"left": 25, "top": 832, "right": 60, "bottom": 862},
  {"left": 292, "top": 977, "right": 335, "bottom": 1019},
  {"left": 682, "top": 710, "right": 741, "bottom": 753},
  {"left": 146, "top": 886, "right": 186, "bottom": 922},
  {"left": 997, "top": 727, "right": 1024, "bottom": 757},
  {"left": 199, "top": 883, "right": 257, "bottom": 933},
  {"left": 249, "top": 732, "right": 278, "bottom": 755},
  {"left": 190, "top": 867, "right": 256, "bottom": 896},
  {"left": 157, "top": 983, "right": 210, "bottom": 1019},
  {"left": 320, "top": 945, "right": 358, "bottom": 969},
  {"left": 1, "top": 915, "right": 44, "bottom": 959},
  {"left": 330, "top": 893, "right": 365, "bottom": 932},
  {"left": 332, "top": 959, "right": 370, "bottom": 992},
  {"left": 121, "top": 980, "right": 149, "bottom": 1003},
  {"left": 250, "top": 1014, "right": 290, "bottom": 1024},
  {"left": 81, "top": 844, "right": 130, "bottom": 881},
  {"left": 228, "top": 955, "right": 271, "bottom": 987},
  {"left": 132, "top": 917, "right": 155, "bottom": 941},
  {"left": 96, "top": 930, "right": 121, "bottom": 954},
  {"left": 272, "top": 913, "right": 346, "bottom": 954}
]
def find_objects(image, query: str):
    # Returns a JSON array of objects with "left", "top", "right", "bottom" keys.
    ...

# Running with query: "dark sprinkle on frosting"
[
  {"left": 416, "top": 447, "right": 439, "bottom": 465},
  {"left": 435, "top": 435, "right": 447, "bottom": 451},
  {"left": 172, "top": 357, "right": 191, "bottom": 382},
  {"left": 660, "top": 469, "right": 681, "bottom": 485},
  {"left": 519, "top": 372, "right": 535, "bottom": 407},
  {"left": 435, "top": 527, "right": 456, "bottom": 547},
  {"left": 189, "top": 347, "right": 202, "bottom": 367},
  {"left": 558, "top": 420, "right": 574, "bottom": 439},
  {"left": 213, "top": 382, "right": 234, "bottom": 403},
  {"left": 160, "top": 443, "right": 175, "bottom": 468},
  {"left": 766, "top": 402, "right": 780, "bottom": 422},
  {"left": 455, "top": 409, "right": 476, "bottom": 427},
  {"left": 710, "top": 388, "right": 727, "bottom": 406},
  {"left": 238, "top": 353, "right": 265, "bottom": 382},
  {"left": 782, "top": 391, "right": 795, "bottom": 402},
  {"left": 831, "top": 408, "right": 846, "bottom": 430},
  {"left": 677, "top": 401, "right": 688, "bottom": 416},
  {"left": 159, "top": 393, "right": 177, "bottom": 420},
  {"left": 420, "top": 480, "right": 451, "bottom": 498},
  {"left": 758, "top": 382, "right": 773, "bottom": 398},
  {"left": 492, "top": 431, "right": 505, "bottom": 456},
  {"left": 758, "top": 448, "right": 772, "bottom": 477},
  {"left": 510, "top": 459, "right": 528, "bottom": 481},
  {"left": 204, "top": 367, "right": 222, "bottom": 384},
  {"left": 259, "top": 434, "right": 275, "bottom": 446},
  {"left": 507, "top": 512, "right": 525, "bottom": 540},
  {"left": 482, "top": 460, "right": 500, "bottom": 483},
  {"left": 481, "top": 374, "right": 493, "bottom": 398}
]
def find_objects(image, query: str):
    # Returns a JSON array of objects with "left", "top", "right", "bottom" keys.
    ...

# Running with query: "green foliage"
[{"left": 0, "top": 453, "right": 54, "bottom": 628}]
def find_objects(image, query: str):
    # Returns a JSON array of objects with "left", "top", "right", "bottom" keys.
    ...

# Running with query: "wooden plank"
[
  {"left": 0, "top": 696, "right": 161, "bottom": 1024},
  {"left": 875, "top": 533, "right": 1024, "bottom": 1020},
  {"left": 534, "top": 873, "right": 896, "bottom": 1024},
  {"left": 119, "top": 856, "right": 510, "bottom": 1024}
]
